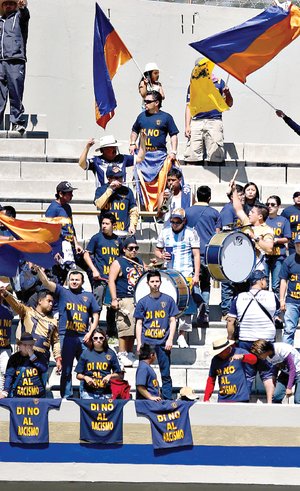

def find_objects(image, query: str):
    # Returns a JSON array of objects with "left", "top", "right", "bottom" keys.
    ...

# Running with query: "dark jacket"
[{"left": 0, "top": 7, "right": 30, "bottom": 61}]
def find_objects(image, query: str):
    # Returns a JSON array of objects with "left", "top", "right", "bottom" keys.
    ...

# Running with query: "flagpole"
[
  {"left": 130, "top": 56, "right": 146, "bottom": 79},
  {"left": 244, "top": 83, "right": 276, "bottom": 110}
]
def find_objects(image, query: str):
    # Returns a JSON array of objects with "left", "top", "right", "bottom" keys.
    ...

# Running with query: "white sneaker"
[
  {"left": 117, "top": 351, "right": 133, "bottom": 367},
  {"left": 177, "top": 334, "right": 189, "bottom": 348}
]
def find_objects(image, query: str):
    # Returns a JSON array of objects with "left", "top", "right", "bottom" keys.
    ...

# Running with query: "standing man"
[
  {"left": 226, "top": 270, "right": 279, "bottom": 403},
  {"left": 134, "top": 270, "right": 179, "bottom": 400},
  {"left": 94, "top": 165, "right": 139, "bottom": 236},
  {"left": 35, "top": 268, "right": 99, "bottom": 398},
  {"left": 129, "top": 90, "right": 179, "bottom": 209},
  {"left": 155, "top": 208, "right": 200, "bottom": 347},
  {"left": 281, "top": 191, "right": 300, "bottom": 255},
  {"left": 45, "top": 181, "right": 83, "bottom": 268},
  {"left": 184, "top": 58, "right": 233, "bottom": 165},
  {"left": 279, "top": 234, "right": 300, "bottom": 346},
  {"left": 0, "top": 288, "right": 61, "bottom": 373},
  {"left": 79, "top": 133, "right": 146, "bottom": 188},
  {"left": 83, "top": 212, "right": 122, "bottom": 339},
  {"left": 185, "top": 185, "right": 220, "bottom": 326},
  {"left": 0, "top": 0, "right": 29, "bottom": 134},
  {"left": 108, "top": 237, "right": 145, "bottom": 367}
]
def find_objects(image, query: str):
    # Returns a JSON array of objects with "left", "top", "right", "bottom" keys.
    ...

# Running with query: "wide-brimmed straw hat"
[{"left": 212, "top": 337, "right": 235, "bottom": 356}]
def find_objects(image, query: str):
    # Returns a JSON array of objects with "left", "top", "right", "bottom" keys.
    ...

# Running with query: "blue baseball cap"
[
  {"left": 106, "top": 165, "right": 123, "bottom": 178},
  {"left": 248, "top": 270, "right": 267, "bottom": 284}
]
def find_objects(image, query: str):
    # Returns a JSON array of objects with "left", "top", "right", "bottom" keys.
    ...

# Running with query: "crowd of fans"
[{"left": 0, "top": 1, "right": 300, "bottom": 405}]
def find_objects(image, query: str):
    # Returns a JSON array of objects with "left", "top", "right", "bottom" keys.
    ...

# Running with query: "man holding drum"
[{"left": 155, "top": 208, "right": 200, "bottom": 348}]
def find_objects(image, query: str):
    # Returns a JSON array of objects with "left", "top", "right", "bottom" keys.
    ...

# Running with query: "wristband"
[
  {"left": 170, "top": 150, "right": 177, "bottom": 155},
  {"left": 129, "top": 143, "right": 137, "bottom": 146},
  {"left": 112, "top": 298, "right": 118, "bottom": 301}
]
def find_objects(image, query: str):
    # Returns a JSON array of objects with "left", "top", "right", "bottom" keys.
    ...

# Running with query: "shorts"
[{"left": 116, "top": 297, "right": 135, "bottom": 338}]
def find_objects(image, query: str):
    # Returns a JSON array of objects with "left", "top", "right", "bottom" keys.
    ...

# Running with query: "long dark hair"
[{"left": 90, "top": 327, "right": 109, "bottom": 352}]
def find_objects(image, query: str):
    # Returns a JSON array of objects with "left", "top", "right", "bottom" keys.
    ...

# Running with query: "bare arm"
[
  {"left": 165, "top": 316, "right": 176, "bottom": 350},
  {"left": 108, "top": 260, "right": 121, "bottom": 310},
  {"left": 79, "top": 139, "right": 94, "bottom": 170},
  {"left": 223, "top": 87, "right": 233, "bottom": 107},
  {"left": 136, "top": 130, "right": 146, "bottom": 164},
  {"left": 168, "top": 134, "right": 178, "bottom": 161},
  {"left": 279, "top": 278, "right": 288, "bottom": 312},
  {"left": 83, "top": 251, "right": 101, "bottom": 281},
  {"left": 185, "top": 104, "right": 191, "bottom": 138},
  {"left": 83, "top": 312, "right": 100, "bottom": 343},
  {"left": 129, "top": 130, "right": 139, "bottom": 155},
  {"left": 230, "top": 181, "right": 248, "bottom": 223},
  {"left": 136, "top": 319, "right": 143, "bottom": 354},
  {"left": 35, "top": 266, "right": 56, "bottom": 293},
  {"left": 129, "top": 207, "right": 139, "bottom": 234},
  {"left": 192, "top": 248, "right": 200, "bottom": 286},
  {"left": 256, "top": 234, "right": 274, "bottom": 255},
  {"left": 138, "top": 79, "right": 148, "bottom": 98},
  {"left": 136, "top": 385, "right": 161, "bottom": 401},
  {"left": 227, "top": 316, "right": 236, "bottom": 341}
]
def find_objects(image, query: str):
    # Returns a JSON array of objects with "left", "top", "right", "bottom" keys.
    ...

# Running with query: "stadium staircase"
[{"left": 1, "top": 129, "right": 300, "bottom": 401}]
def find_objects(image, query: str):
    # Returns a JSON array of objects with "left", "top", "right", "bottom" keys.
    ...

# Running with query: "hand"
[
  {"left": 163, "top": 189, "right": 171, "bottom": 199},
  {"left": 165, "top": 337, "right": 173, "bottom": 351},
  {"left": 26, "top": 345, "right": 34, "bottom": 357},
  {"left": 185, "top": 126, "right": 191, "bottom": 139},
  {"left": 128, "top": 226, "right": 136, "bottom": 235},
  {"left": 223, "top": 86, "right": 230, "bottom": 96},
  {"left": 192, "top": 275, "right": 199, "bottom": 286},
  {"left": 109, "top": 180, "right": 122, "bottom": 191},
  {"left": 18, "top": 0, "right": 27, "bottom": 8},
  {"left": 0, "top": 390, "right": 7, "bottom": 399},
  {"left": 0, "top": 286, "right": 7, "bottom": 297},
  {"left": 86, "top": 138, "right": 95, "bottom": 149},
  {"left": 111, "top": 298, "right": 119, "bottom": 310},
  {"left": 83, "top": 331, "right": 92, "bottom": 344},
  {"left": 168, "top": 152, "right": 177, "bottom": 162},
  {"left": 56, "top": 358, "right": 62, "bottom": 374},
  {"left": 162, "top": 251, "right": 172, "bottom": 261},
  {"left": 101, "top": 375, "right": 111, "bottom": 385},
  {"left": 150, "top": 395, "right": 162, "bottom": 401},
  {"left": 286, "top": 388, "right": 293, "bottom": 397},
  {"left": 75, "top": 244, "right": 84, "bottom": 255},
  {"left": 276, "top": 109, "right": 285, "bottom": 118},
  {"left": 280, "top": 300, "right": 286, "bottom": 312},
  {"left": 92, "top": 269, "right": 101, "bottom": 281},
  {"left": 129, "top": 144, "right": 137, "bottom": 155},
  {"left": 84, "top": 376, "right": 96, "bottom": 387},
  {"left": 54, "top": 252, "right": 63, "bottom": 264},
  {"left": 136, "top": 343, "right": 142, "bottom": 355}
]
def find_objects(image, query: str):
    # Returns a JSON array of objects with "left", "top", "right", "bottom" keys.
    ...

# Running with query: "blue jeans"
[
  {"left": 273, "top": 372, "right": 300, "bottom": 404},
  {"left": 221, "top": 282, "right": 234, "bottom": 315},
  {"left": 264, "top": 256, "right": 284, "bottom": 297},
  {"left": 199, "top": 261, "right": 211, "bottom": 315},
  {"left": 81, "top": 390, "right": 111, "bottom": 400},
  {"left": 283, "top": 303, "right": 300, "bottom": 345},
  {"left": 238, "top": 340, "right": 274, "bottom": 394},
  {"left": 155, "top": 345, "right": 172, "bottom": 400},
  {"left": 60, "top": 334, "right": 86, "bottom": 398}
]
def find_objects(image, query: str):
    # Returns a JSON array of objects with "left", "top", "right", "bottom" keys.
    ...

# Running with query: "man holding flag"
[{"left": 184, "top": 57, "right": 233, "bottom": 165}]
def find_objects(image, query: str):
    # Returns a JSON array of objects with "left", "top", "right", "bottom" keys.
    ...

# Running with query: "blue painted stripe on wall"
[{"left": 0, "top": 443, "right": 299, "bottom": 468}]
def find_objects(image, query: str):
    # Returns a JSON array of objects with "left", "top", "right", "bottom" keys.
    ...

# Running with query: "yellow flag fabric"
[
  {"left": 189, "top": 57, "right": 229, "bottom": 117},
  {"left": 0, "top": 214, "right": 61, "bottom": 244}
]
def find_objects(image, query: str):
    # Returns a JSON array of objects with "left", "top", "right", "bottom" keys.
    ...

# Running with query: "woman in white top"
[{"left": 139, "top": 62, "right": 165, "bottom": 101}]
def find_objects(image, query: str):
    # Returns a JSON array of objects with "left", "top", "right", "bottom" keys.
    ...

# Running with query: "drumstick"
[{"left": 232, "top": 169, "right": 238, "bottom": 181}]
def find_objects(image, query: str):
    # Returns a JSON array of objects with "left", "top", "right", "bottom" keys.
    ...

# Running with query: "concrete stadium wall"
[{"left": 22, "top": 0, "right": 300, "bottom": 144}]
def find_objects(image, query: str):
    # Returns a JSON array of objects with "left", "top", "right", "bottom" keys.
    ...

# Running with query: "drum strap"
[{"left": 239, "top": 290, "right": 260, "bottom": 325}]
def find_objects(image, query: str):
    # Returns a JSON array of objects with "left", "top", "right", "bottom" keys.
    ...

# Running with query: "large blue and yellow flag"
[
  {"left": 0, "top": 240, "right": 55, "bottom": 277},
  {"left": 94, "top": 3, "right": 132, "bottom": 128},
  {"left": 189, "top": 57, "right": 229, "bottom": 117},
  {"left": 190, "top": 3, "right": 300, "bottom": 83}
]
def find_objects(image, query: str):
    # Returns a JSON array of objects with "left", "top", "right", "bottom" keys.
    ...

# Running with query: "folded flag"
[
  {"left": 0, "top": 214, "right": 61, "bottom": 244},
  {"left": 190, "top": 3, "right": 300, "bottom": 83},
  {"left": 189, "top": 57, "right": 229, "bottom": 116},
  {"left": 94, "top": 3, "right": 132, "bottom": 128}
]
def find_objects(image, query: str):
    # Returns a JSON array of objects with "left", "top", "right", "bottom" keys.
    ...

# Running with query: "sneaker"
[
  {"left": 11, "top": 124, "right": 26, "bottom": 135},
  {"left": 199, "top": 313, "right": 209, "bottom": 328},
  {"left": 117, "top": 351, "right": 133, "bottom": 367},
  {"left": 177, "top": 334, "right": 189, "bottom": 348}
]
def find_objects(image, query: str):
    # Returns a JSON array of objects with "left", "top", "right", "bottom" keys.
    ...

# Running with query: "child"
[
  {"left": 204, "top": 336, "right": 257, "bottom": 402},
  {"left": 251, "top": 339, "right": 300, "bottom": 404},
  {"left": 135, "top": 344, "right": 161, "bottom": 401}
]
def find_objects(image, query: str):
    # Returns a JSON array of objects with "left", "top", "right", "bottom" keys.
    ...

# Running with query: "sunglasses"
[
  {"left": 170, "top": 220, "right": 183, "bottom": 225},
  {"left": 127, "top": 246, "right": 139, "bottom": 251},
  {"left": 266, "top": 202, "right": 277, "bottom": 207},
  {"left": 93, "top": 336, "right": 105, "bottom": 341},
  {"left": 144, "top": 99, "right": 155, "bottom": 104}
]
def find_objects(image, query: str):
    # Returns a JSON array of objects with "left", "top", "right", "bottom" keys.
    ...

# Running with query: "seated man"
[{"left": 79, "top": 133, "right": 146, "bottom": 188}]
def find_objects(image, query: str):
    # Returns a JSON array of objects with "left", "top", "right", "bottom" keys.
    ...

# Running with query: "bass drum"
[
  {"left": 205, "top": 231, "right": 255, "bottom": 283},
  {"left": 134, "top": 269, "right": 190, "bottom": 316}
]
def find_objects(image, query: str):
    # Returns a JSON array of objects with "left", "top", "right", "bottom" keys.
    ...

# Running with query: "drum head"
[{"left": 221, "top": 232, "right": 255, "bottom": 283}]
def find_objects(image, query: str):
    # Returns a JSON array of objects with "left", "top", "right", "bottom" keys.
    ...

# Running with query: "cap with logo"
[
  {"left": 56, "top": 181, "right": 77, "bottom": 193},
  {"left": 106, "top": 165, "right": 123, "bottom": 179}
]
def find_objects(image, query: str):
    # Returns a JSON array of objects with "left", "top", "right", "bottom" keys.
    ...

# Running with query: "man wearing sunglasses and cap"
[
  {"left": 0, "top": 0, "right": 29, "bottom": 134},
  {"left": 79, "top": 133, "right": 146, "bottom": 189},
  {"left": 45, "top": 181, "right": 83, "bottom": 268},
  {"left": 281, "top": 191, "right": 300, "bottom": 255}
]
